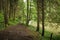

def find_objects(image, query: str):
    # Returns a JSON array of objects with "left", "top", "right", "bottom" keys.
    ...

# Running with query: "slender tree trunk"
[
  {"left": 29, "top": 0, "right": 31, "bottom": 21},
  {"left": 3, "top": 0, "right": 8, "bottom": 27},
  {"left": 50, "top": 33, "right": 53, "bottom": 40},
  {"left": 36, "top": 0, "right": 40, "bottom": 31},
  {"left": 0, "top": 0, "right": 3, "bottom": 11},
  {"left": 26, "top": 0, "right": 29, "bottom": 26},
  {"left": 42, "top": 0, "right": 45, "bottom": 36},
  {"left": 9, "top": 0, "right": 13, "bottom": 19},
  {"left": 0, "top": 0, "right": 1, "bottom": 10},
  {"left": 13, "top": 0, "right": 18, "bottom": 20}
]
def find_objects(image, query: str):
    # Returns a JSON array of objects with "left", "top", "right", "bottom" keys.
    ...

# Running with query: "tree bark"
[
  {"left": 36, "top": 0, "right": 40, "bottom": 31},
  {"left": 50, "top": 33, "right": 53, "bottom": 40},
  {"left": 26, "top": 0, "right": 29, "bottom": 26},
  {"left": 42, "top": 0, "right": 45, "bottom": 36},
  {"left": 3, "top": 0, "right": 8, "bottom": 27}
]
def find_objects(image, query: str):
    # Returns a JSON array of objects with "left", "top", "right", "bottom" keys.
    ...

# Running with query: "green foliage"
[
  {"left": 0, "top": 14, "right": 4, "bottom": 22},
  {"left": 0, "top": 12, "right": 4, "bottom": 30},
  {"left": 28, "top": 25, "right": 60, "bottom": 40},
  {"left": 0, "top": 0, "right": 60, "bottom": 40}
]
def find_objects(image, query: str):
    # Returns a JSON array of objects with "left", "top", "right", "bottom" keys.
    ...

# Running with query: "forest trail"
[{"left": 0, "top": 24, "right": 39, "bottom": 40}]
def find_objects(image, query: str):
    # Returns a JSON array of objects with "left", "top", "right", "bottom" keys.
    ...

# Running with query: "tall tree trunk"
[
  {"left": 13, "top": 0, "right": 18, "bottom": 20},
  {"left": 0, "top": 0, "right": 1, "bottom": 10},
  {"left": 9, "top": 0, "right": 13, "bottom": 19},
  {"left": 42, "top": 0, "right": 45, "bottom": 36},
  {"left": 36, "top": 0, "right": 40, "bottom": 31},
  {"left": 29, "top": 0, "right": 31, "bottom": 20},
  {"left": 26, "top": 0, "right": 29, "bottom": 26},
  {"left": 3, "top": 0, "right": 8, "bottom": 27}
]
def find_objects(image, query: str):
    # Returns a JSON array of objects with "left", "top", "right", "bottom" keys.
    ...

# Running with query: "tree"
[
  {"left": 0, "top": 0, "right": 1, "bottom": 10},
  {"left": 3, "top": 0, "right": 9, "bottom": 27},
  {"left": 26, "top": 0, "right": 29, "bottom": 26},
  {"left": 36, "top": 0, "right": 41, "bottom": 31},
  {"left": 41, "top": 0, "right": 45, "bottom": 36}
]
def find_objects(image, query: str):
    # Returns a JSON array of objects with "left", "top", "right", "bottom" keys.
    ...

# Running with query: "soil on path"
[{"left": 0, "top": 24, "right": 39, "bottom": 40}]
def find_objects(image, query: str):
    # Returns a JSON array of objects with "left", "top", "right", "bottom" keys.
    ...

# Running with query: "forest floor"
[
  {"left": 0, "top": 21, "right": 60, "bottom": 40},
  {"left": 0, "top": 23, "right": 40, "bottom": 40},
  {"left": 28, "top": 21, "right": 60, "bottom": 40}
]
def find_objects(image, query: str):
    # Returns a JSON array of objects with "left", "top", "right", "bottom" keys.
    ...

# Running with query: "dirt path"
[{"left": 0, "top": 24, "right": 39, "bottom": 40}]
